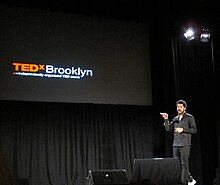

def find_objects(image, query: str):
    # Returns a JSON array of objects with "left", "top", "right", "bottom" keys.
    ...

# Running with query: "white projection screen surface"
[{"left": 0, "top": 6, "right": 152, "bottom": 106}]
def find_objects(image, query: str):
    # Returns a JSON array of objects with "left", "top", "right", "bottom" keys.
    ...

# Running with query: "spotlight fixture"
[
  {"left": 184, "top": 27, "right": 195, "bottom": 41},
  {"left": 200, "top": 28, "right": 210, "bottom": 42}
]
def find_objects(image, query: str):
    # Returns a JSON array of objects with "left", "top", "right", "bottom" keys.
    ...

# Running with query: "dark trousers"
[{"left": 173, "top": 145, "right": 192, "bottom": 185}]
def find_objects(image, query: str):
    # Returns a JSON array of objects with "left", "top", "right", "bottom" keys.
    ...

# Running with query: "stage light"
[
  {"left": 184, "top": 27, "right": 195, "bottom": 41},
  {"left": 200, "top": 28, "right": 210, "bottom": 42}
]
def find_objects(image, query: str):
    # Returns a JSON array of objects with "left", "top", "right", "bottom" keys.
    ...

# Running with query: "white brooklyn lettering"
[{"left": 45, "top": 65, "right": 93, "bottom": 78}]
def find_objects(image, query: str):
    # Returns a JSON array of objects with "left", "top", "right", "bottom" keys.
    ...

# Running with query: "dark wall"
[{"left": 149, "top": 18, "right": 219, "bottom": 185}]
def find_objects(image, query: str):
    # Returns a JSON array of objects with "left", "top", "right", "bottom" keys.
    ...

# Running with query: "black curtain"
[
  {"left": 171, "top": 36, "right": 217, "bottom": 185},
  {"left": 0, "top": 100, "right": 156, "bottom": 185},
  {"left": 149, "top": 21, "right": 218, "bottom": 185}
]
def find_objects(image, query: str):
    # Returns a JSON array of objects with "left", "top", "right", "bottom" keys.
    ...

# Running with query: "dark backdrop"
[
  {"left": 149, "top": 20, "right": 219, "bottom": 185},
  {"left": 0, "top": 101, "right": 158, "bottom": 185}
]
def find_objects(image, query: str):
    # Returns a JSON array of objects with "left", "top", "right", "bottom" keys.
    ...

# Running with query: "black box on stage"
[
  {"left": 16, "top": 178, "right": 30, "bottom": 185},
  {"left": 131, "top": 157, "right": 181, "bottom": 185},
  {"left": 87, "top": 169, "right": 129, "bottom": 185}
]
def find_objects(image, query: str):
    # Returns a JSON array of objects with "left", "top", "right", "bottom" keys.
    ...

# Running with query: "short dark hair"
[{"left": 176, "top": 100, "right": 187, "bottom": 108}]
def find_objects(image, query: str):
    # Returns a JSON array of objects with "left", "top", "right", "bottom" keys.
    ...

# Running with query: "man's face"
[{"left": 176, "top": 103, "right": 186, "bottom": 115}]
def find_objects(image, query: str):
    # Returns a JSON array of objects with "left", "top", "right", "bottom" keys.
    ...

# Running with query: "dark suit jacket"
[{"left": 164, "top": 113, "right": 197, "bottom": 146}]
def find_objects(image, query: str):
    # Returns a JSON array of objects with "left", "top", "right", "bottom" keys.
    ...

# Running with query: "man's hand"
[
  {"left": 175, "top": 127, "right": 183, "bottom": 133},
  {"left": 160, "top": 113, "right": 168, "bottom": 119}
]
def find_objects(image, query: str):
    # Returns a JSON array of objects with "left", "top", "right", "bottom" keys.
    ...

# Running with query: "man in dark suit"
[{"left": 160, "top": 100, "right": 197, "bottom": 185}]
